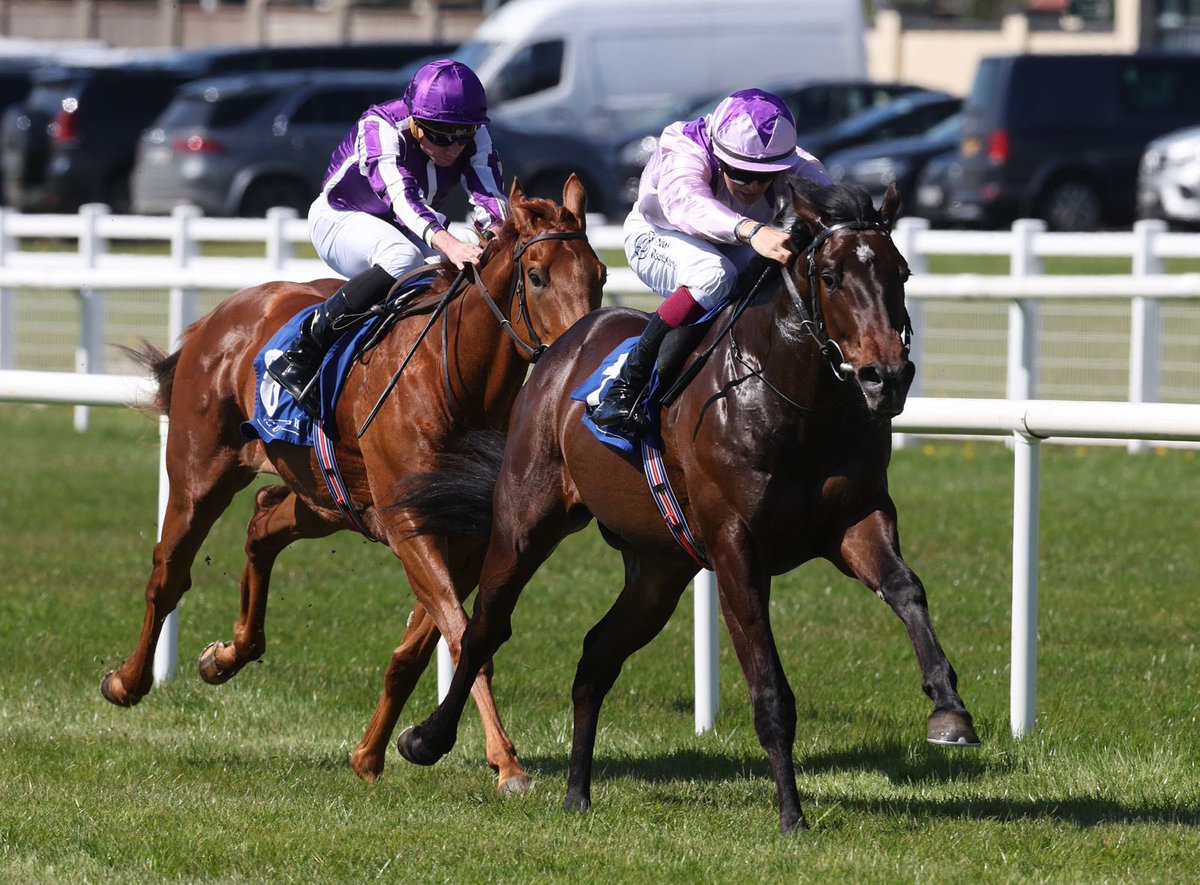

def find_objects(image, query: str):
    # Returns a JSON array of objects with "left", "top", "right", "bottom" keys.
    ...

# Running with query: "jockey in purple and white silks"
[
  {"left": 268, "top": 59, "right": 507, "bottom": 416},
  {"left": 590, "top": 88, "right": 831, "bottom": 434}
]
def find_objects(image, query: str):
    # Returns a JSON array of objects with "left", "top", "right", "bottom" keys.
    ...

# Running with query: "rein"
[{"left": 356, "top": 228, "right": 589, "bottom": 438}]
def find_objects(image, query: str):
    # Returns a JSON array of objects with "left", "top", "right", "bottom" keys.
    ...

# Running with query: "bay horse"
[
  {"left": 392, "top": 178, "right": 979, "bottom": 832},
  {"left": 100, "top": 176, "right": 605, "bottom": 796}
]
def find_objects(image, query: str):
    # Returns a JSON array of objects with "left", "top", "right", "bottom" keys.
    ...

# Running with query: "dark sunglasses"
[
  {"left": 419, "top": 123, "right": 479, "bottom": 147},
  {"left": 719, "top": 160, "right": 777, "bottom": 186}
]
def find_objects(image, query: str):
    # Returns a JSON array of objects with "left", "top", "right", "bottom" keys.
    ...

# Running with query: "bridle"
[
  {"left": 357, "top": 226, "right": 591, "bottom": 438},
  {"left": 780, "top": 219, "right": 912, "bottom": 382},
  {"left": 466, "top": 229, "right": 591, "bottom": 362}
]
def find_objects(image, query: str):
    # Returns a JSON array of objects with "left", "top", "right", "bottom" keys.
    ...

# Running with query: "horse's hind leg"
[
  {"left": 198, "top": 485, "right": 337, "bottom": 685},
  {"left": 101, "top": 450, "right": 252, "bottom": 707},
  {"left": 836, "top": 509, "right": 980, "bottom": 747},
  {"left": 562, "top": 550, "right": 695, "bottom": 814}
]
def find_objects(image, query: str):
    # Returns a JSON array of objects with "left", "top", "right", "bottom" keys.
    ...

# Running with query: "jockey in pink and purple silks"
[
  {"left": 590, "top": 88, "right": 832, "bottom": 433},
  {"left": 269, "top": 59, "right": 508, "bottom": 415}
]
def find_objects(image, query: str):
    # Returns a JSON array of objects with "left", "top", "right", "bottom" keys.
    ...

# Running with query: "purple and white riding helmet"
[
  {"left": 708, "top": 88, "right": 797, "bottom": 173},
  {"left": 405, "top": 59, "right": 490, "bottom": 127}
]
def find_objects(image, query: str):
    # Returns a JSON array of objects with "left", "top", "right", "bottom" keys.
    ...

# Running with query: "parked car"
[
  {"left": 910, "top": 147, "right": 963, "bottom": 227},
  {"left": 614, "top": 80, "right": 926, "bottom": 209},
  {"left": 796, "top": 89, "right": 962, "bottom": 162},
  {"left": 132, "top": 69, "right": 407, "bottom": 217},
  {"left": 133, "top": 68, "right": 623, "bottom": 221},
  {"left": 0, "top": 42, "right": 455, "bottom": 214},
  {"left": 1137, "top": 124, "right": 1200, "bottom": 229},
  {"left": 950, "top": 52, "right": 1200, "bottom": 231},
  {"left": 823, "top": 111, "right": 962, "bottom": 212}
]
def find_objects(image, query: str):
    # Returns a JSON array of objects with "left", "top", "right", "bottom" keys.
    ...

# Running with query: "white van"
[{"left": 455, "top": 0, "right": 868, "bottom": 141}]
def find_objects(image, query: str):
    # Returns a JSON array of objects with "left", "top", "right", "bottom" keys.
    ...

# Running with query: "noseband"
[
  {"left": 781, "top": 219, "right": 912, "bottom": 382},
  {"left": 469, "top": 229, "right": 591, "bottom": 362}
]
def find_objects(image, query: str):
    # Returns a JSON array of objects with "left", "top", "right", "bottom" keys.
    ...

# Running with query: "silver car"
[
  {"left": 132, "top": 69, "right": 405, "bottom": 217},
  {"left": 1137, "top": 124, "right": 1200, "bottom": 229}
]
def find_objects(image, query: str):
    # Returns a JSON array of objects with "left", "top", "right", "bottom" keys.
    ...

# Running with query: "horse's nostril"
[{"left": 858, "top": 365, "right": 882, "bottom": 387}]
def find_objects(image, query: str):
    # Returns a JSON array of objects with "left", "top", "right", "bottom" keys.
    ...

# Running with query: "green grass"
[{"left": 2, "top": 404, "right": 1199, "bottom": 882}]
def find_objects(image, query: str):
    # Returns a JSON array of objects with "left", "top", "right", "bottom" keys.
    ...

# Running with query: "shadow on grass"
[{"left": 516, "top": 745, "right": 1200, "bottom": 826}]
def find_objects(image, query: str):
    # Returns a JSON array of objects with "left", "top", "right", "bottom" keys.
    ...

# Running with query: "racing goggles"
[
  {"left": 718, "top": 160, "right": 777, "bottom": 186},
  {"left": 417, "top": 120, "right": 479, "bottom": 146}
]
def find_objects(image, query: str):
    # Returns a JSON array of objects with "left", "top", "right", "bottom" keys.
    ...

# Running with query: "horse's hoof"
[
  {"left": 927, "top": 709, "right": 981, "bottom": 747},
  {"left": 348, "top": 750, "right": 383, "bottom": 784},
  {"left": 497, "top": 774, "right": 533, "bottom": 798},
  {"left": 562, "top": 791, "right": 590, "bottom": 812},
  {"left": 396, "top": 726, "right": 441, "bottom": 767},
  {"left": 780, "top": 812, "right": 810, "bottom": 835},
  {"left": 100, "top": 670, "right": 139, "bottom": 708},
  {"left": 197, "top": 641, "right": 235, "bottom": 685}
]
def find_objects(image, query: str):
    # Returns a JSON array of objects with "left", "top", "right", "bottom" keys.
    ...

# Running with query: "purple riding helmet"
[
  {"left": 405, "top": 59, "right": 490, "bottom": 127},
  {"left": 709, "top": 88, "right": 798, "bottom": 173}
]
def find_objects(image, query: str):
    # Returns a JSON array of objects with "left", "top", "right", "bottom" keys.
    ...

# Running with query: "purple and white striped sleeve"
[
  {"left": 358, "top": 112, "right": 445, "bottom": 245},
  {"left": 462, "top": 126, "right": 508, "bottom": 230}
]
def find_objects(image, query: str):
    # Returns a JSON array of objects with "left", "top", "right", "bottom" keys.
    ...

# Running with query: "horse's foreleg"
[
  {"left": 836, "top": 509, "right": 980, "bottom": 747},
  {"left": 396, "top": 512, "right": 562, "bottom": 777},
  {"left": 383, "top": 533, "right": 531, "bottom": 795},
  {"left": 562, "top": 551, "right": 693, "bottom": 813},
  {"left": 101, "top": 453, "right": 251, "bottom": 707},
  {"left": 198, "top": 485, "right": 336, "bottom": 685},
  {"left": 713, "top": 543, "right": 807, "bottom": 834}
]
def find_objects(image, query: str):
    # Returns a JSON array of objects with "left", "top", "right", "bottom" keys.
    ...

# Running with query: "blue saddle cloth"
[
  {"left": 571, "top": 301, "right": 727, "bottom": 454},
  {"left": 240, "top": 275, "right": 436, "bottom": 446}
]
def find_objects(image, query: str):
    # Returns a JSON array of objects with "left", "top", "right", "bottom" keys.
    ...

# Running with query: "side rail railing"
[{"left": 0, "top": 205, "right": 1198, "bottom": 436}]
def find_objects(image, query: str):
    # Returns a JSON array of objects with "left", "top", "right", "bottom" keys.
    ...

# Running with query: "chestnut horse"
[
  {"left": 392, "top": 179, "right": 979, "bottom": 831},
  {"left": 101, "top": 176, "right": 605, "bottom": 796}
]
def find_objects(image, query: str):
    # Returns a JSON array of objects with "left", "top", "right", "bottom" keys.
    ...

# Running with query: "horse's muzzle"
[{"left": 856, "top": 360, "right": 915, "bottom": 418}]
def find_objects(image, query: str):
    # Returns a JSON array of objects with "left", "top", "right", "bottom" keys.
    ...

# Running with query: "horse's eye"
[
  {"left": 528, "top": 268, "right": 546, "bottom": 288},
  {"left": 819, "top": 271, "right": 838, "bottom": 290}
]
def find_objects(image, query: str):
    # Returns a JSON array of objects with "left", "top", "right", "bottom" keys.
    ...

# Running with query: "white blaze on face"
[{"left": 856, "top": 243, "right": 875, "bottom": 264}]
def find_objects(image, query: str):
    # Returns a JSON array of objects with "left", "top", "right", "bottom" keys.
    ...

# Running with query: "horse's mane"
[
  {"left": 422, "top": 192, "right": 583, "bottom": 296},
  {"left": 774, "top": 176, "right": 883, "bottom": 240}
]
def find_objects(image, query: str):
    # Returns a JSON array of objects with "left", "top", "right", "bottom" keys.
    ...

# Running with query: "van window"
[
  {"left": 1009, "top": 58, "right": 1113, "bottom": 130},
  {"left": 159, "top": 93, "right": 272, "bottom": 129},
  {"left": 493, "top": 40, "right": 564, "bottom": 102},
  {"left": 1117, "top": 59, "right": 1200, "bottom": 118}
]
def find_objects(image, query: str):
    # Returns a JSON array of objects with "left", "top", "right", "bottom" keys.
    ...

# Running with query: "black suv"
[
  {"left": 0, "top": 42, "right": 454, "bottom": 214},
  {"left": 949, "top": 52, "right": 1200, "bottom": 231}
]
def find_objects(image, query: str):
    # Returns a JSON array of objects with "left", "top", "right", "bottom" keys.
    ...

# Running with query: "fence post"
[
  {"left": 1010, "top": 430, "right": 1041, "bottom": 738},
  {"left": 694, "top": 569, "right": 719, "bottom": 733},
  {"left": 153, "top": 204, "right": 203, "bottom": 687},
  {"left": 0, "top": 208, "right": 14, "bottom": 370},
  {"left": 76, "top": 203, "right": 110, "bottom": 432},
  {"left": 1007, "top": 219, "right": 1044, "bottom": 402},
  {"left": 1128, "top": 219, "right": 1165, "bottom": 454},
  {"left": 892, "top": 216, "right": 928, "bottom": 450},
  {"left": 265, "top": 206, "right": 297, "bottom": 271}
]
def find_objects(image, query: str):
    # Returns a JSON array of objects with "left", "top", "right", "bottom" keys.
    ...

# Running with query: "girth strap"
[
  {"left": 314, "top": 419, "right": 381, "bottom": 542},
  {"left": 640, "top": 433, "right": 709, "bottom": 570}
]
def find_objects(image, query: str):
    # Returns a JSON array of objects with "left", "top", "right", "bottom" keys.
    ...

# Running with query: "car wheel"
[
  {"left": 1039, "top": 179, "right": 1102, "bottom": 231},
  {"left": 239, "top": 178, "right": 309, "bottom": 218}
]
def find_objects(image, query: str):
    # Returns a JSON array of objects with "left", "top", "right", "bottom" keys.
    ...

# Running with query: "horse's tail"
[
  {"left": 119, "top": 340, "right": 181, "bottom": 416},
  {"left": 392, "top": 429, "right": 507, "bottom": 538}
]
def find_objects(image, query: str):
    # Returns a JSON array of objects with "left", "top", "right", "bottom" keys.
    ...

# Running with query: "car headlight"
[{"left": 618, "top": 135, "right": 659, "bottom": 169}]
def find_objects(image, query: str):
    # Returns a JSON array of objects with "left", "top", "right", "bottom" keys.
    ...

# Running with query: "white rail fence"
[
  {"left": 5, "top": 369, "right": 1200, "bottom": 739},
  {"left": 1, "top": 205, "right": 1199, "bottom": 425}
]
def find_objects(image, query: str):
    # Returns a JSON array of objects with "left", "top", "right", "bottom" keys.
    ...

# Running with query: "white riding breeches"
[
  {"left": 623, "top": 208, "right": 759, "bottom": 311},
  {"left": 308, "top": 195, "right": 438, "bottom": 279}
]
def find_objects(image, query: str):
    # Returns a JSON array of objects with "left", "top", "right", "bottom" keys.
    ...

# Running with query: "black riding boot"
[
  {"left": 267, "top": 264, "right": 395, "bottom": 416},
  {"left": 591, "top": 313, "right": 671, "bottom": 432}
]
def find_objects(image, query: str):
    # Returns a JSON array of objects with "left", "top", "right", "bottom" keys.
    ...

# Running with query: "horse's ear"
[
  {"left": 563, "top": 173, "right": 587, "bottom": 229},
  {"left": 880, "top": 181, "right": 901, "bottom": 231},
  {"left": 787, "top": 178, "right": 826, "bottom": 239},
  {"left": 508, "top": 176, "right": 536, "bottom": 236}
]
